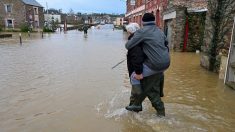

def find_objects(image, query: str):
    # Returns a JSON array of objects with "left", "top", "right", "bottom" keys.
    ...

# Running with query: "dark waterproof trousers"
[
  {"left": 129, "top": 84, "right": 142, "bottom": 105},
  {"left": 84, "top": 30, "right": 88, "bottom": 34},
  {"left": 136, "top": 73, "right": 165, "bottom": 111}
]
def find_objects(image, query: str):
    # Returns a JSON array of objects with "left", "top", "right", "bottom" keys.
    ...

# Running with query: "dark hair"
[{"left": 142, "top": 13, "right": 155, "bottom": 22}]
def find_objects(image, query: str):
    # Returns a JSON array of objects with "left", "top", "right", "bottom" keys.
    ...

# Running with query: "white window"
[
  {"left": 5, "top": 4, "right": 12, "bottom": 13},
  {"left": 6, "top": 19, "right": 13, "bottom": 28},
  {"left": 34, "top": 7, "right": 38, "bottom": 15}
]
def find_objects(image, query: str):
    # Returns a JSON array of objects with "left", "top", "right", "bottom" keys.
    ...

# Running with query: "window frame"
[{"left": 5, "top": 4, "right": 13, "bottom": 13}]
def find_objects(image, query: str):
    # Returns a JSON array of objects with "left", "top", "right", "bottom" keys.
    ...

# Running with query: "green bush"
[
  {"left": 20, "top": 24, "right": 30, "bottom": 32},
  {"left": 0, "top": 24, "right": 3, "bottom": 32},
  {"left": 43, "top": 27, "right": 54, "bottom": 32}
]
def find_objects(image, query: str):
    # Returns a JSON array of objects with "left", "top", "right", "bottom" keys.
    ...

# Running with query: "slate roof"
[{"left": 21, "top": 0, "right": 43, "bottom": 7}]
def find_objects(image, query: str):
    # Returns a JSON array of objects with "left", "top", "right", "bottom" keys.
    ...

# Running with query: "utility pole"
[{"left": 46, "top": 2, "right": 48, "bottom": 14}]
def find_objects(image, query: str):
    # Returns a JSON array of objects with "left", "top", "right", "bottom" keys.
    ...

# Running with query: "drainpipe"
[
  {"left": 183, "top": 16, "right": 189, "bottom": 52},
  {"left": 144, "top": 0, "right": 147, "bottom": 13}
]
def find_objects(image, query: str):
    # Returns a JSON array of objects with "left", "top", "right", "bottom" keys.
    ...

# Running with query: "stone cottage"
[{"left": 0, "top": 0, "right": 44, "bottom": 29}]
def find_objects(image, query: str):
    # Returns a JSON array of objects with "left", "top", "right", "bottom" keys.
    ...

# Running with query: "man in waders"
[
  {"left": 83, "top": 25, "right": 88, "bottom": 35},
  {"left": 125, "top": 13, "right": 170, "bottom": 117}
]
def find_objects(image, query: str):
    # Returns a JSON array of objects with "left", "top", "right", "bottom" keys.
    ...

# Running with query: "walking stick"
[{"left": 111, "top": 59, "right": 127, "bottom": 69}]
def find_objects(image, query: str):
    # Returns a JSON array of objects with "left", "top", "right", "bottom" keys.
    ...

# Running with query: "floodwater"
[{"left": 0, "top": 25, "right": 235, "bottom": 132}]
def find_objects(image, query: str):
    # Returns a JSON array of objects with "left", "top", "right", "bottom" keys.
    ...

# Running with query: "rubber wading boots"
[
  {"left": 152, "top": 101, "right": 165, "bottom": 117},
  {"left": 126, "top": 84, "right": 143, "bottom": 112},
  {"left": 125, "top": 104, "right": 142, "bottom": 112},
  {"left": 157, "top": 108, "right": 165, "bottom": 117}
]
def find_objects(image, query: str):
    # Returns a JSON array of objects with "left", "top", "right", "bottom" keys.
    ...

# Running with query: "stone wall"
[
  {"left": 164, "top": 0, "right": 207, "bottom": 52},
  {"left": 38, "top": 7, "right": 44, "bottom": 28},
  {"left": 187, "top": 12, "right": 206, "bottom": 52},
  {"left": 174, "top": 7, "right": 187, "bottom": 51},
  {"left": 0, "top": 2, "right": 4, "bottom": 28},
  {"left": 25, "top": 5, "right": 44, "bottom": 28},
  {"left": 203, "top": 2, "right": 234, "bottom": 54},
  {"left": 1, "top": 0, "right": 25, "bottom": 29},
  {"left": 1, "top": 0, "right": 44, "bottom": 29}
]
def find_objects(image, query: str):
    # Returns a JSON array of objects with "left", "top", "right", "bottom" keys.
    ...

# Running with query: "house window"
[
  {"left": 6, "top": 19, "right": 13, "bottom": 28},
  {"left": 34, "top": 7, "right": 38, "bottom": 15},
  {"left": 5, "top": 4, "right": 12, "bottom": 13},
  {"left": 34, "top": 21, "right": 39, "bottom": 28}
]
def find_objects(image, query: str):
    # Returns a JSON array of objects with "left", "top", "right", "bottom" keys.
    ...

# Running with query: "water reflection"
[{"left": 103, "top": 52, "right": 235, "bottom": 131}]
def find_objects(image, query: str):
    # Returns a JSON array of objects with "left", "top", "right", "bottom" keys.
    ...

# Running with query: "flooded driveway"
[{"left": 0, "top": 26, "right": 235, "bottom": 132}]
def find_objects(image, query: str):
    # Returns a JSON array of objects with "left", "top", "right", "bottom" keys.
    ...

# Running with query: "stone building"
[
  {"left": 44, "top": 9, "right": 62, "bottom": 23},
  {"left": 163, "top": 0, "right": 207, "bottom": 51},
  {"left": 0, "top": 0, "right": 44, "bottom": 29}
]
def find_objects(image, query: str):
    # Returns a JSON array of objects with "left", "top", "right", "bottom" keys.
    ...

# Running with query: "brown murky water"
[{"left": 0, "top": 25, "right": 235, "bottom": 132}]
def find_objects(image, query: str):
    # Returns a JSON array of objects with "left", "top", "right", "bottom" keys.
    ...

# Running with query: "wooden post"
[
  {"left": 19, "top": 33, "right": 22, "bottom": 45},
  {"left": 41, "top": 31, "right": 43, "bottom": 38},
  {"left": 28, "top": 31, "right": 30, "bottom": 37}
]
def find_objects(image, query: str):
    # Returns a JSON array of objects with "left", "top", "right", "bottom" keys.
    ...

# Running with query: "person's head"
[
  {"left": 125, "top": 23, "right": 140, "bottom": 35},
  {"left": 142, "top": 13, "right": 155, "bottom": 22}
]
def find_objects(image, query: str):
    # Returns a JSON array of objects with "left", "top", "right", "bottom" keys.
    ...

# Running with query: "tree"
[
  {"left": 68, "top": 8, "right": 74, "bottom": 16},
  {"left": 206, "top": 0, "right": 235, "bottom": 71},
  {"left": 51, "top": 19, "right": 59, "bottom": 31}
]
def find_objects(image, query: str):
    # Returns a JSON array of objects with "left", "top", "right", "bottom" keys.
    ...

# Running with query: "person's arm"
[
  {"left": 131, "top": 46, "right": 144, "bottom": 75},
  {"left": 130, "top": 46, "right": 145, "bottom": 80},
  {"left": 125, "top": 30, "right": 144, "bottom": 50}
]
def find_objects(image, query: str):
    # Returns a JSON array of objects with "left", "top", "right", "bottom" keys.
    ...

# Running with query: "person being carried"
[{"left": 125, "top": 23, "right": 145, "bottom": 111}]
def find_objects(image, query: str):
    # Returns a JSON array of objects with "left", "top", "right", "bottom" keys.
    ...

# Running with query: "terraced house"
[
  {"left": 125, "top": 0, "right": 168, "bottom": 28},
  {"left": 0, "top": 0, "right": 44, "bottom": 29}
]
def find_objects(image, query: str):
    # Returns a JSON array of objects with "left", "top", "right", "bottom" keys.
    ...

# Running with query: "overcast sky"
[{"left": 37, "top": 0, "right": 126, "bottom": 14}]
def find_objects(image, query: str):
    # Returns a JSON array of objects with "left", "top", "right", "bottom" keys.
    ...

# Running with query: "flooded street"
[{"left": 0, "top": 26, "right": 235, "bottom": 132}]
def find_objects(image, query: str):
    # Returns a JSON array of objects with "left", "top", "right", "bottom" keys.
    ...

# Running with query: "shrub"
[
  {"left": 0, "top": 24, "right": 3, "bottom": 32},
  {"left": 43, "top": 27, "right": 53, "bottom": 32},
  {"left": 20, "top": 24, "right": 30, "bottom": 32}
]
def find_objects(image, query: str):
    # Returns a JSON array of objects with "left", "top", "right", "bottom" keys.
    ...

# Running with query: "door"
[
  {"left": 165, "top": 20, "right": 172, "bottom": 50},
  {"left": 225, "top": 17, "right": 235, "bottom": 88}
]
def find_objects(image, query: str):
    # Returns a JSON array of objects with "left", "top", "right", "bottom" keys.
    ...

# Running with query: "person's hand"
[{"left": 134, "top": 74, "right": 143, "bottom": 80}]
